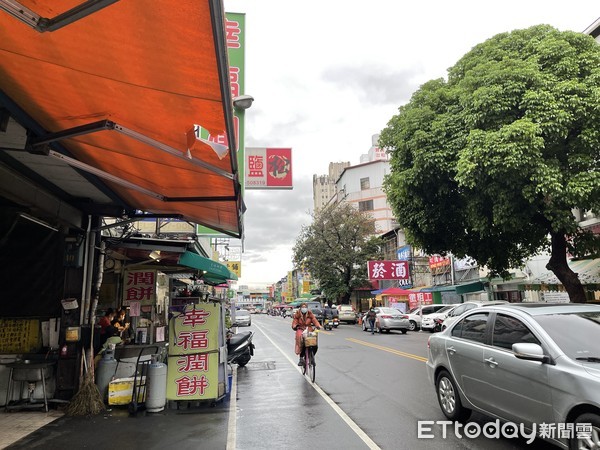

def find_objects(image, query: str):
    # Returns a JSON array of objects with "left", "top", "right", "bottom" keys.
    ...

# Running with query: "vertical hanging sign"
[
  {"left": 197, "top": 12, "right": 246, "bottom": 236},
  {"left": 122, "top": 269, "right": 157, "bottom": 306}
]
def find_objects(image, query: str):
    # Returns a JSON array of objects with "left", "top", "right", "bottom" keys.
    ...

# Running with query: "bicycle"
[{"left": 301, "top": 329, "right": 318, "bottom": 382}]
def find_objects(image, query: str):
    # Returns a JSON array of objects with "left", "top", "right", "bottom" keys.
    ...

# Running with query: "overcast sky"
[{"left": 223, "top": 0, "right": 599, "bottom": 289}]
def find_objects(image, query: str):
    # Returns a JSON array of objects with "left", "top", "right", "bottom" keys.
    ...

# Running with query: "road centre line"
[
  {"left": 254, "top": 322, "right": 381, "bottom": 450},
  {"left": 346, "top": 338, "right": 429, "bottom": 362}
]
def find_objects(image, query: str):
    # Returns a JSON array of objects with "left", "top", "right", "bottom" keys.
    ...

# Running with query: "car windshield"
[
  {"left": 379, "top": 308, "right": 401, "bottom": 315},
  {"left": 534, "top": 312, "right": 600, "bottom": 361},
  {"left": 437, "top": 305, "right": 455, "bottom": 313},
  {"left": 408, "top": 307, "right": 420, "bottom": 314}
]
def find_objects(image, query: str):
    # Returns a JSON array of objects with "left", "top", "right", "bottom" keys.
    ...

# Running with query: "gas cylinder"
[
  {"left": 145, "top": 357, "right": 167, "bottom": 412},
  {"left": 95, "top": 349, "right": 118, "bottom": 402}
]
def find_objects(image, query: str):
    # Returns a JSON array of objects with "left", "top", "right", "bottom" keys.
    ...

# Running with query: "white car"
[
  {"left": 337, "top": 305, "right": 357, "bottom": 324},
  {"left": 404, "top": 304, "right": 449, "bottom": 331},
  {"left": 234, "top": 309, "right": 252, "bottom": 326},
  {"left": 420, "top": 305, "right": 459, "bottom": 332},
  {"left": 441, "top": 300, "right": 508, "bottom": 330}
]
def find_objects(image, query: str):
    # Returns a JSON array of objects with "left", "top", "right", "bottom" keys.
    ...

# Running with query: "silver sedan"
[
  {"left": 362, "top": 307, "right": 410, "bottom": 334},
  {"left": 426, "top": 302, "right": 600, "bottom": 449}
]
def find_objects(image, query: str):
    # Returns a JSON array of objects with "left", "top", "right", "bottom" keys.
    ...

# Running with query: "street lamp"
[{"left": 233, "top": 95, "right": 254, "bottom": 111}]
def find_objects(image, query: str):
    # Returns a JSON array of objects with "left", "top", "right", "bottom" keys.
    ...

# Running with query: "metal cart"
[{"left": 113, "top": 344, "right": 162, "bottom": 415}]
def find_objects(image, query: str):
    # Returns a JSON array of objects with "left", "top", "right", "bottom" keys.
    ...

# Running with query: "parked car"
[
  {"left": 421, "top": 305, "right": 458, "bottom": 332},
  {"left": 426, "top": 302, "right": 600, "bottom": 450},
  {"left": 361, "top": 307, "right": 410, "bottom": 334},
  {"left": 405, "top": 304, "right": 449, "bottom": 331},
  {"left": 338, "top": 305, "right": 357, "bottom": 324},
  {"left": 234, "top": 309, "right": 251, "bottom": 327},
  {"left": 441, "top": 300, "right": 508, "bottom": 330}
]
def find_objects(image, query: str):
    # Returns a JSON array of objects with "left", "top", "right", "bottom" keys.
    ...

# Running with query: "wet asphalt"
[{"left": 6, "top": 314, "right": 552, "bottom": 450}]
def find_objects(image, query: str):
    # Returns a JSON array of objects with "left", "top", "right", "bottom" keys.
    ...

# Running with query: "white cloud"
[{"left": 225, "top": 0, "right": 599, "bottom": 288}]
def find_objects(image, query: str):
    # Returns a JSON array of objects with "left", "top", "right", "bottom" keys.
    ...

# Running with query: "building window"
[
  {"left": 360, "top": 177, "right": 370, "bottom": 190},
  {"left": 358, "top": 200, "right": 373, "bottom": 211}
]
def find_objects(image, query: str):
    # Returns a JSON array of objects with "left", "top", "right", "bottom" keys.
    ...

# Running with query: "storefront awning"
[
  {"left": 0, "top": 0, "right": 243, "bottom": 237},
  {"left": 455, "top": 281, "right": 486, "bottom": 295},
  {"left": 420, "top": 285, "right": 457, "bottom": 293},
  {"left": 380, "top": 287, "right": 413, "bottom": 296},
  {"left": 178, "top": 251, "right": 237, "bottom": 284},
  {"left": 519, "top": 258, "right": 600, "bottom": 291}
]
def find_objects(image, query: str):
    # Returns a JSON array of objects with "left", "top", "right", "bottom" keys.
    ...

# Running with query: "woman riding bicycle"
[{"left": 292, "top": 302, "right": 321, "bottom": 366}]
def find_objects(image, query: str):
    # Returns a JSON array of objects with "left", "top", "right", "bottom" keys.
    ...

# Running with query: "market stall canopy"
[
  {"left": 178, "top": 250, "right": 237, "bottom": 284},
  {"left": 520, "top": 258, "right": 600, "bottom": 291},
  {"left": 381, "top": 287, "right": 414, "bottom": 296},
  {"left": 104, "top": 236, "right": 236, "bottom": 285},
  {"left": 0, "top": 0, "right": 243, "bottom": 237}
]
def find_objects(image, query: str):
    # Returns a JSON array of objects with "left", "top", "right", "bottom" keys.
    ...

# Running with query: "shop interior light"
[{"left": 149, "top": 250, "right": 161, "bottom": 261}]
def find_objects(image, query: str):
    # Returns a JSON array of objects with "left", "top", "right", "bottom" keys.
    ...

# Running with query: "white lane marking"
[
  {"left": 253, "top": 322, "right": 381, "bottom": 450},
  {"left": 226, "top": 365, "right": 237, "bottom": 450}
]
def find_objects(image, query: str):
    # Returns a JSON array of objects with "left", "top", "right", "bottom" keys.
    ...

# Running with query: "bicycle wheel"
[
  {"left": 309, "top": 348, "right": 316, "bottom": 383},
  {"left": 302, "top": 347, "right": 309, "bottom": 376}
]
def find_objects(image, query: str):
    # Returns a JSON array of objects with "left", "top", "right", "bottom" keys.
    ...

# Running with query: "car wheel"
[
  {"left": 401, "top": 329, "right": 407, "bottom": 334},
  {"left": 435, "top": 370, "right": 471, "bottom": 422},
  {"left": 569, "top": 413, "right": 600, "bottom": 450},
  {"left": 408, "top": 320, "right": 417, "bottom": 331}
]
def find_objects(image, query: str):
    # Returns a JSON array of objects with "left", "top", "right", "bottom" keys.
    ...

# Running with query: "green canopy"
[{"left": 178, "top": 251, "right": 238, "bottom": 285}]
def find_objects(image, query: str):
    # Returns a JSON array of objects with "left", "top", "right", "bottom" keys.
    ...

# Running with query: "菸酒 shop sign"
[{"left": 367, "top": 260, "right": 410, "bottom": 280}]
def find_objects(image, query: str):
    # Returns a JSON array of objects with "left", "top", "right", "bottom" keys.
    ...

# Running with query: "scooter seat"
[{"left": 229, "top": 331, "right": 252, "bottom": 347}]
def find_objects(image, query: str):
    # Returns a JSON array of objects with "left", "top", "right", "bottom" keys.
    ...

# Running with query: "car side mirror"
[{"left": 512, "top": 343, "right": 551, "bottom": 364}]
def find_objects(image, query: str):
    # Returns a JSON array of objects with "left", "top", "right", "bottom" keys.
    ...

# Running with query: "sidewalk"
[{"left": 1, "top": 321, "right": 373, "bottom": 450}]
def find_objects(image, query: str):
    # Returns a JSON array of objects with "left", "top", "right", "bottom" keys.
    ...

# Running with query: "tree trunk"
[
  {"left": 547, "top": 232, "right": 587, "bottom": 303},
  {"left": 340, "top": 292, "right": 351, "bottom": 304}
]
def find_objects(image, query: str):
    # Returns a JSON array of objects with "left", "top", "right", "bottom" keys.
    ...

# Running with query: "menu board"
[{"left": 0, "top": 319, "right": 40, "bottom": 353}]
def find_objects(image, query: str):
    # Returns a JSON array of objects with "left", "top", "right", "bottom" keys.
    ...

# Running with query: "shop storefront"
[{"left": 0, "top": 0, "right": 242, "bottom": 409}]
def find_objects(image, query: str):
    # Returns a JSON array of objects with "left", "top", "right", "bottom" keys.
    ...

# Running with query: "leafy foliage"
[
  {"left": 381, "top": 26, "right": 600, "bottom": 302},
  {"left": 293, "top": 202, "right": 381, "bottom": 303}
]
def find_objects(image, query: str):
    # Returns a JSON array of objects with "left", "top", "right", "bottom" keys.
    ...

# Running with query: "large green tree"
[
  {"left": 293, "top": 202, "right": 381, "bottom": 304},
  {"left": 380, "top": 25, "right": 600, "bottom": 303}
]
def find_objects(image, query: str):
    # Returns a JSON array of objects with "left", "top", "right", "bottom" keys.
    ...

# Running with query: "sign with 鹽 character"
[
  {"left": 166, "top": 303, "right": 220, "bottom": 400},
  {"left": 245, "top": 147, "right": 292, "bottom": 189}
]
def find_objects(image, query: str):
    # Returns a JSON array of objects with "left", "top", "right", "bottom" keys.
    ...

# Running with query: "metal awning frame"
[
  {"left": 0, "top": 0, "right": 119, "bottom": 33},
  {"left": 28, "top": 119, "right": 235, "bottom": 181},
  {"left": 0, "top": 0, "right": 245, "bottom": 239}
]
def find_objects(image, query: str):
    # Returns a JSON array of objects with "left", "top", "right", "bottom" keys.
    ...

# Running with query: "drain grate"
[{"left": 241, "top": 361, "right": 276, "bottom": 371}]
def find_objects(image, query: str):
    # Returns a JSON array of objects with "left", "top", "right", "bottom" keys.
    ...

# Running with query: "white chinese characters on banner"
[{"left": 367, "top": 260, "right": 410, "bottom": 280}]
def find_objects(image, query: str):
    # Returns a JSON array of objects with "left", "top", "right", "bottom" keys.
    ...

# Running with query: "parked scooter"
[
  {"left": 433, "top": 318, "right": 444, "bottom": 333},
  {"left": 227, "top": 330, "right": 255, "bottom": 367}
]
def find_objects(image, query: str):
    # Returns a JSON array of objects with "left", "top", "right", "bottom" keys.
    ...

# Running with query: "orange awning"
[{"left": 0, "top": 0, "right": 243, "bottom": 237}]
